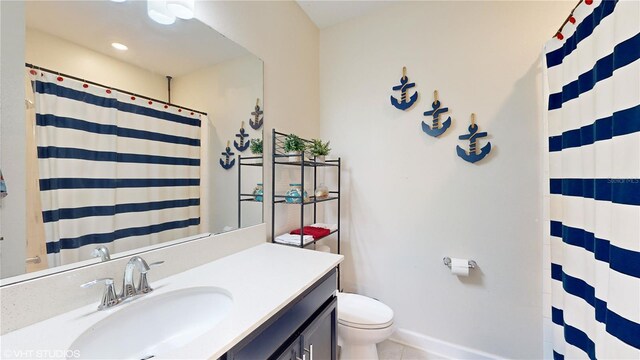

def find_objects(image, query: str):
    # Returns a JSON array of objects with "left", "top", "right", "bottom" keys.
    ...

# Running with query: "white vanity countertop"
[{"left": 0, "top": 243, "right": 343, "bottom": 359}]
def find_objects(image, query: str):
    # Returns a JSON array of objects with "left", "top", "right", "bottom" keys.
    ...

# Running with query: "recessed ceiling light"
[
  {"left": 111, "top": 42, "right": 128, "bottom": 51},
  {"left": 110, "top": 0, "right": 126, "bottom": 2}
]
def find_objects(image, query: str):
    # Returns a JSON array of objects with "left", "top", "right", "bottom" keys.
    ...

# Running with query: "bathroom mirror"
[{"left": 0, "top": 0, "right": 264, "bottom": 281}]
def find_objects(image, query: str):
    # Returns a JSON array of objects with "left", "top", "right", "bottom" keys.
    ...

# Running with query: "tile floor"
[{"left": 377, "top": 340, "right": 447, "bottom": 360}]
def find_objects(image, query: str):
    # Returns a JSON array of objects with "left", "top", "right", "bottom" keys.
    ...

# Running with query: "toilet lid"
[{"left": 337, "top": 292, "right": 394, "bottom": 329}]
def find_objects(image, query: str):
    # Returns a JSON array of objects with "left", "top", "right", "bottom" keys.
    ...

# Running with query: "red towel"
[{"left": 290, "top": 226, "right": 331, "bottom": 240}]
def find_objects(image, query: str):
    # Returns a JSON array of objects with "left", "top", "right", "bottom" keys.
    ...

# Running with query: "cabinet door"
[
  {"left": 275, "top": 338, "right": 301, "bottom": 360},
  {"left": 301, "top": 297, "right": 337, "bottom": 360}
]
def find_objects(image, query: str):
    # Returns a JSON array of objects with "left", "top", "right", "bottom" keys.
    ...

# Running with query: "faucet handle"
[
  {"left": 146, "top": 261, "right": 165, "bottom": 271},
  {"left": 81, "top": 277, "right": 114, "bottom": 288},
  {"left": 81, "top": 278, "right": 119, "bottom": 310},
  {"left": 137, "top": 260, "right": 164, "bottom": 294}
]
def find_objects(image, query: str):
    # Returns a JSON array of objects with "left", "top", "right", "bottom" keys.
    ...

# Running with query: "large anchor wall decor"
[
  {"left": 234, "top": 121, "right": 250, "bottom": 152},
  {"left": 249, "top": 98, "right": 264, "bottom": 130},
  {"left": 456, "top": 113, "right": 492, "bottom": 163},
  {"left": 220, "top": 141, "right": 236, "bottom": 170},
  {"left": 390, "top": 66, "right": 418, "bottom": 111},
  {"left": 422, "top": 90, "right": 452, "bottom": 137}
]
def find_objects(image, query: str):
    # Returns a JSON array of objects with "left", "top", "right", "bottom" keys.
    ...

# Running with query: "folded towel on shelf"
[
  {"left": 291, "top": 226, "right": 331, "bottom": 240},
  {"left": 311, "top": 223, "right": 338, "bottom": 232},
  {"left": 275, "top": 234, "right": 314, "bottom": 246}
]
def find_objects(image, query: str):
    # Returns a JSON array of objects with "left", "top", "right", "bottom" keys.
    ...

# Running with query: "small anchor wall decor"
[
  {"left": 456, "top": 113, "right": 492, "bottom": 164},
  {"left": 234, "top": 122, "right": 250, "bottom": 152},
  {"left": 249, "top": 98, "right": 264, "bottom": 130},
  {"left": 220, "top": 141, "right": 236, "bottom": 170},
  {"left": 422, "top": 90, "right": 452, "bottom": 137},
  {"left": 390, "top": 66, "right": 419, "bottom": 111}
]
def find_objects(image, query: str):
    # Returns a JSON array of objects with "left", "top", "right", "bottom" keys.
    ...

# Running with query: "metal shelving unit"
[
  {"left": 271, "top": 129, "right": 341, "bottom": 286},
  {"left": 238, "top": 155, "right": 263, "bottom": 229}
]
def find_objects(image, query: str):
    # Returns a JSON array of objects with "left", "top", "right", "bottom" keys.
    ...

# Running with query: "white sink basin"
[{"left": 69, "top": 287, "right": 233, "bottom": 359}]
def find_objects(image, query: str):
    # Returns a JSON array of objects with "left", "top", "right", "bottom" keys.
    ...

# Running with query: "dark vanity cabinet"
[{"left": 224, "top": 269, "right": 338, "bottom": 360}]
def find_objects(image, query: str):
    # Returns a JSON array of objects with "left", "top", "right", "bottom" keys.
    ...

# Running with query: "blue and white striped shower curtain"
[
  {"left": 29, "top": 69, "right": 202, "bottom": 267},
  {"left": 544, "top": 0, "right": 639, "bottom": 358}
]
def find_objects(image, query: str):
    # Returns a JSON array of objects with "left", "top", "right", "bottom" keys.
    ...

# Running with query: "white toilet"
[{"left": 337, "top": 292, "right": 395, "bottom": 360}]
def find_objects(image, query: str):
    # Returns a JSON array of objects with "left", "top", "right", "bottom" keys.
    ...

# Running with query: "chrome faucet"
[
  {"left": 81, "top": 255, "right": 163, "bottom": 310},
  {"left": 120, "top": 256, "right": 151, "bottom": 299},
  {"left": 91, "top": 245, "right": 111, "bottom": 262}
]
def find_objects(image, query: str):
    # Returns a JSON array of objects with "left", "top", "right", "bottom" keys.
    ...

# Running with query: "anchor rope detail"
[
  {"left": 234, "top": 122, "right": 250, "bottom": 152},
  {"left": 390, "top": 67, "right": 418, "bottom": 111},
  {"left": 249, "top": 98, "right": 263, "bottom": 130},
  {"left": 422, "top": 91, "right": 451, "bottom": 138},
  {"left": 426, "top": 101, "right": 447, "bottom": 127},
  {"left": 456, "top": 113, "right": 491, "bottom": 163},
  {"left": 220, "top": 141, "right": 236, "bottom": 169}
]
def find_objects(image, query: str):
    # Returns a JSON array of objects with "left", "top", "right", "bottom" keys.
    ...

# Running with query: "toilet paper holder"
[{"left": 443, "top": 257, "right": 477, "bottom": 269}]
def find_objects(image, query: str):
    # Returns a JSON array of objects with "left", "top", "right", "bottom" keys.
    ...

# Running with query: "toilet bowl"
[{"left": 337, "top": 292, "right": 394, "bottom": 360}]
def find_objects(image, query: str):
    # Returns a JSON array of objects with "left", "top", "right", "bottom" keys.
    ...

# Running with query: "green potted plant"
[
  {"left": 307, "top": 139, "right": 331, "bottom": 162},
  {"left": 283, "top": 134, "right": 305, "bottom": 162},
  {"left": 250, "top": 138, "right": 263, "bottom": 155}
]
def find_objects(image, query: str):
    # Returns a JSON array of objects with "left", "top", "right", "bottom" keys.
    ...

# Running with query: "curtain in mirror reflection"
[{"left": 29, "top": 69, "right": 203, "bottom": 267}]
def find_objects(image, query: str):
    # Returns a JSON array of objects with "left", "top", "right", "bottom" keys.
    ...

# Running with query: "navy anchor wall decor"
[
  {"left": 249, "top": 98, "right": 264, "bottom": 130},
  {"left": 390, "top": 66, "right": 418, "bottom": 111},
  {"left": 456, "top": 113, "right": 492, "bottom": 163},
  {"left": 220, "top": 141, "right": 236, "bottom": 170},
  {"left": 234, "top": 121, "right": 250, "bottom": 152},
  {"left": 422, "top": 90, "right": 452, "bottom": 137}
]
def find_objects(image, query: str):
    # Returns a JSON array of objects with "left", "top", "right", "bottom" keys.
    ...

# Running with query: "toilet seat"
[
  {"left": 337, "top": 292, "right": 394, "bottom": 330},
  {"left": 338, "top": 318, "right": 394, "bottom": 330}
]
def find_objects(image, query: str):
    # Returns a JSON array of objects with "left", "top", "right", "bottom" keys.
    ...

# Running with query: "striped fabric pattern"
[
  {"left": 30, "top": 69, "right": 202, "bottom": 267},
  {"left": 544, "top": 0, "right": 640, "bottom": 359}
]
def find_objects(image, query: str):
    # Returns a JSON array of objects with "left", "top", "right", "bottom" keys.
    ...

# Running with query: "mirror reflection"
[{"left": 0, "top": 0, "right": 264, "bottom": 280}]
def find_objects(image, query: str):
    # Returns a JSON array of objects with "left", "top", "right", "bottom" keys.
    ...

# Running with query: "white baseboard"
[{"left": 390, "top": 328, "right": 503, "bottom": 360}]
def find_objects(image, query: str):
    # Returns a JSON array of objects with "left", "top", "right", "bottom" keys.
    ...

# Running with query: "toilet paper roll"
[{"left": 450, "top": 258, "right": 469, "bottom": 277}]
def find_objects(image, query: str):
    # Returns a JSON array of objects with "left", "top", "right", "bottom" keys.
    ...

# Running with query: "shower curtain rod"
[
  {"left": 25, "top": 63, "right": 208, "bottom": 116},
  {"left": 555, "top": 0, "right": 583, "bottom": 37}
]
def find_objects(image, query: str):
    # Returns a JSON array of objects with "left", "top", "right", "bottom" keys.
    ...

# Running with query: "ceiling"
[
  {"left": 296, "top": 1, "right": 395, "bottom": 29},
  {"left": 26, "top": 1, "right": 251, "bottom": 77}
]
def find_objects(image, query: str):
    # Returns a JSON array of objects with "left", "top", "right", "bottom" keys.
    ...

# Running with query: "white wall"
[
  {"left": 319, "top": 1, "right": 573, "bottom": 358},
  {"left": 26, "top": 28, "right": 168, "bottom": 100},
  {"left": 194, "top": 1, "right": 321, "bottom": 238},
  {"left": 0, "top": 1, "right": 27, "bottom": 278},
  {"left": 172, "top": 55, "right": 264, "bottom": 234}
]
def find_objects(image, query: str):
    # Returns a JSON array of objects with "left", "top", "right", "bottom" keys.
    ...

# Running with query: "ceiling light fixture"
[
  {"left": 147, "top": 0, "right": 176, "bottom": 25},
  {"left": 111, "top": 42, "right": 128, "bottom": 51},
  {"left": 166, "top": 0, "right": 194, "bottom": 20},
  {"left": 110, "top": 0, "right": 126, "bottom": 2}
]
